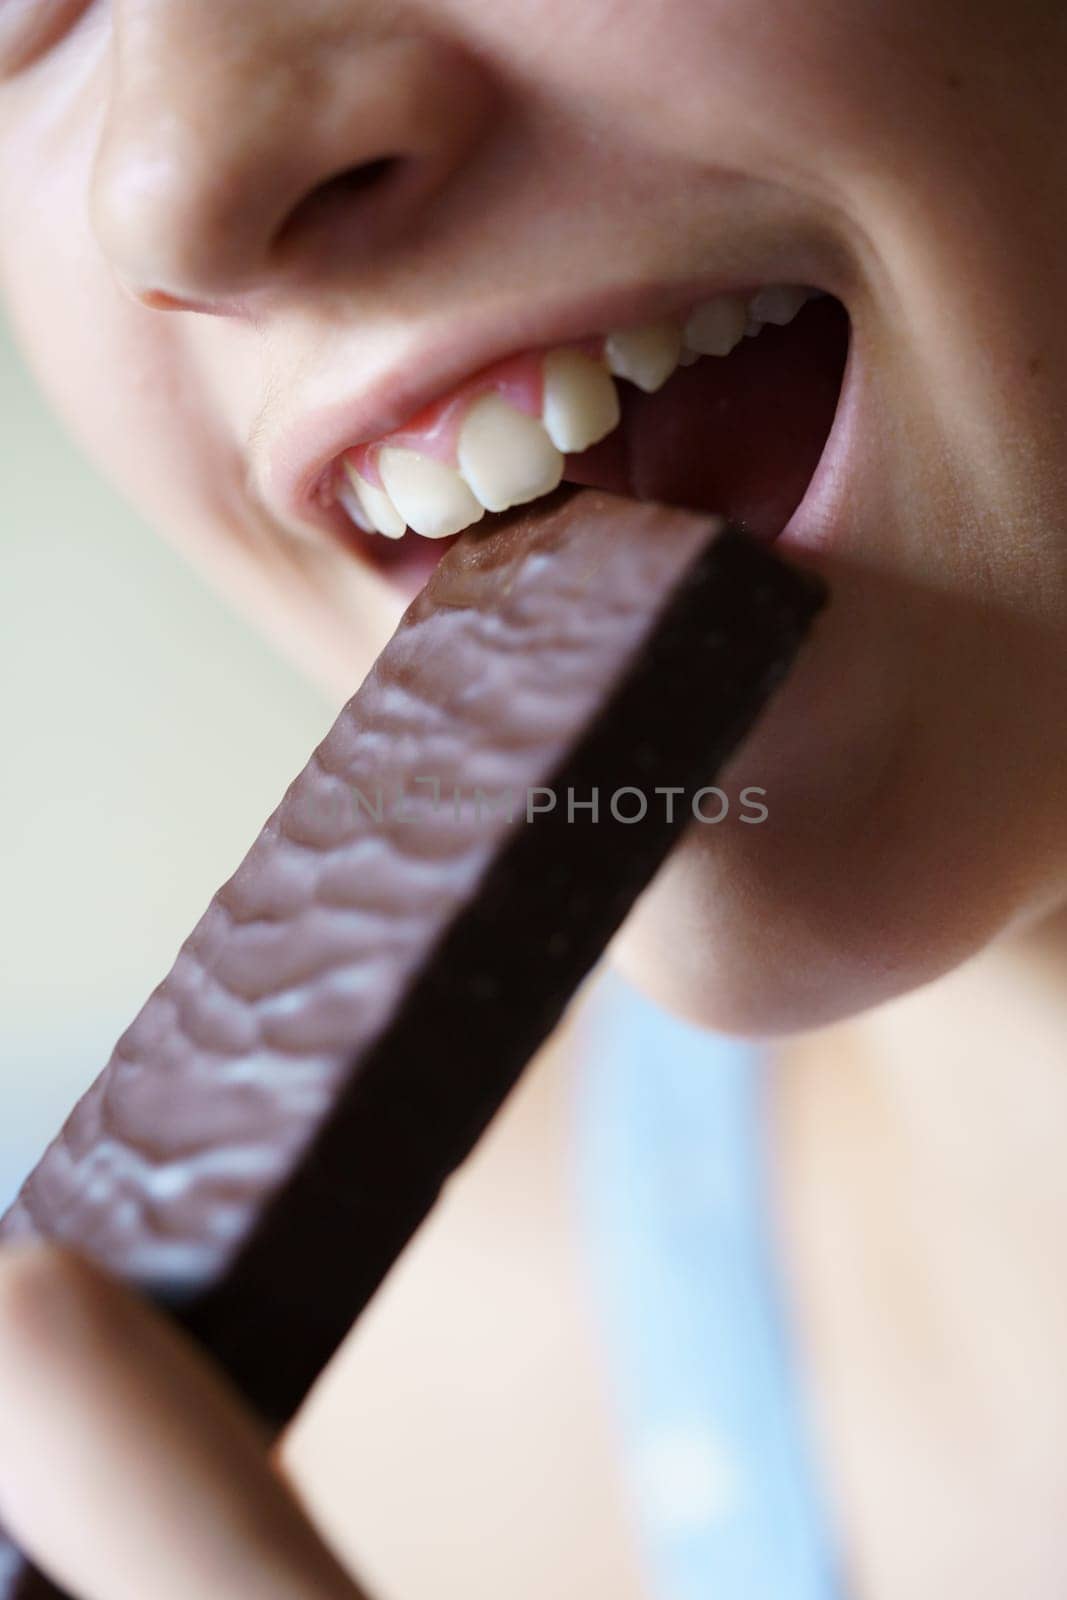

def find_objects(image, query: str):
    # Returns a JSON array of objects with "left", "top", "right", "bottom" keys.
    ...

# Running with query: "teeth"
[
  {"left": 344, "top": 287, "right": 822, "bottom": 542},
  {"left": 457, "top": 392, "right": 564, "bottom": 513},
  {"left": 748, "top": 284, "right": 810, "bottom": 326},
  {"left": 541, "top": 350, "right": 621, "bottom": 454},
  {"left": 604, "top": 320, "right": 683, "bottom": 393},
  {"left": 340, "top": 462, "right": 407, "bottom": 539},
  {"left": 377, "top": 448, "right": 484, "bottom": 539},
  {"left": 337, "top": 476, "right": 373, "bottom": 533},
  {"left": 682, "top": 296, "right": 748, "bottom": 358}
]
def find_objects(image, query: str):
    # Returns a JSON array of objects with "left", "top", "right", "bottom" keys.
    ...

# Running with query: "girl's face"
[{"left": 3, "top": 0, "right": 1066, "bottom": 1032}]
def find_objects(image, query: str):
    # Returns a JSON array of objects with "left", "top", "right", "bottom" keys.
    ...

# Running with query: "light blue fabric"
[{"left": 575, "top": 966, "right": 841, "bottom": 1600}]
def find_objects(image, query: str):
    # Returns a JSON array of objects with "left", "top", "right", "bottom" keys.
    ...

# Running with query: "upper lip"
[{"left": 256, "top": 244, "right": 851, "bottom": 548}]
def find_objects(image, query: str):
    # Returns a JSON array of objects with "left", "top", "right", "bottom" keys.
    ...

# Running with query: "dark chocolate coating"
[{"left": 0, "top": 491, "right": 825, "bottom": 1598}]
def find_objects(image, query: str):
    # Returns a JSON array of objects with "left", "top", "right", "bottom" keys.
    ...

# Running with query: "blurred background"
[{"left": 0, "top": 313, "right": 333, "bottom": 1208}]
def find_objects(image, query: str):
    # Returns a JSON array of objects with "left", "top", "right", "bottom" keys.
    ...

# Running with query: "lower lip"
[{"left": 777, "top": 323, "right": 860, "bottom": 556}]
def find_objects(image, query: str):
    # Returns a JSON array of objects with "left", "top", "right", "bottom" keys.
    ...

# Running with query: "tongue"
[{"left": 564, "top": 296, "right": 849, "bottom": 540}]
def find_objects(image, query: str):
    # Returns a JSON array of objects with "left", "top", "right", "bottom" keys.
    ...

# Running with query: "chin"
[
  {"left": 609, "top": 613, "right": 1067, "bottom": 1039},
  {"left": 611, "top": 776, "right": 1067, "bottom": 1037},
  {"left": 613, "top": 838, "right": 947, "bottom": 1039}
]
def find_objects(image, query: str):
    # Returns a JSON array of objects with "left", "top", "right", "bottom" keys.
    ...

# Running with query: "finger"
[{"left": 0, "top": 1244, "right": 366, "bottom": 1600}]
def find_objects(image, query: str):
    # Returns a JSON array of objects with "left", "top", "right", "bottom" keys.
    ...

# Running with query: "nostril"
[
  {"left": 138, "top": 288, "right": 240, "bottom": 316},
  {"left": 273, "top": 157, "right": 400, "bottom": 256}
]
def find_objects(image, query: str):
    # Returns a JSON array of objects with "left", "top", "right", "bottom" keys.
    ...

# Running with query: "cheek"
[
  {"left": 515, "top": 0, "right": 1015, "bottom": 218},
  {"left": 436, "top": 0, "right": 872, "bottom": 172},
  {"left": 1, "top": 114, "right": 241, "bottom": 577},
  {"left": 0, "top": 108, "right": 399, "bottom": 698},
  {"left": 474, "top": 0, "right": 917, "bottom": 171},
  {"left": 1, "top": 99, "right": 163, "bottom": 497}
]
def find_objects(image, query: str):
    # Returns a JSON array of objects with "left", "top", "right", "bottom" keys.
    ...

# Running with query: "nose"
[{"left": 91, "top": 3, "right": 495, "bottom": 308}]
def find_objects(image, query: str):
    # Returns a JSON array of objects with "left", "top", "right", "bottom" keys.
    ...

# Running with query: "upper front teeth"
[
  {"left": 379, "top": 448, "right": 484, "bottom": 539},
  {"left": 341, "top": 464, "right": 408, "bottom": 539},
  {"left": 457, "top": 393, "right": 564, "bottom": 513},
  {"left": 337, "top": 284, "right": 815, "bottom": 542},
  {"left": 541, "top": 349, "right": 621, "bottom": 452}
]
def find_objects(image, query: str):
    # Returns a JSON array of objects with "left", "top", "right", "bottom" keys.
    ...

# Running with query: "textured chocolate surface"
[{"left": 0, "top": 490, "right": 825, "bottom": 1598}]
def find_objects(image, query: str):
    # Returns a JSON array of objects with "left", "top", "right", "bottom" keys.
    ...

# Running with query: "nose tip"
[{"left": 92, "top": 32, "right": 494, "bottom": 307}]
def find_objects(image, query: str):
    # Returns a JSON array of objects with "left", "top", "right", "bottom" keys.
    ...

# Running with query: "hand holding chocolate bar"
[
  {"left": 0, "top": 1252, "right": 368, "bottom": 1599},
  {"left": 0, "top": 491, "right": 825, "bottom": 1598}
]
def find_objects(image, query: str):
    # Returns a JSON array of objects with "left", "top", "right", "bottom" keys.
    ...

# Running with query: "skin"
[
  {"left": 0, "top": 1246, "right": 365, "bottom": 1600},
  {"left": 2, "top": 1, "right": 1067, "bottom": 1595}
]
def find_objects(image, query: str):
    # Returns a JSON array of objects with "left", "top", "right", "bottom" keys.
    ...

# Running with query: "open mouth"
[{"left": 319, "top": 286, "right": 850, "bottom": 594}]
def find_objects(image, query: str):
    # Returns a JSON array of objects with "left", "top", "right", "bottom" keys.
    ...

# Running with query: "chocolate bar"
[{"left": 0, "top": 490, "right": 825, "bottom": 1597}]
